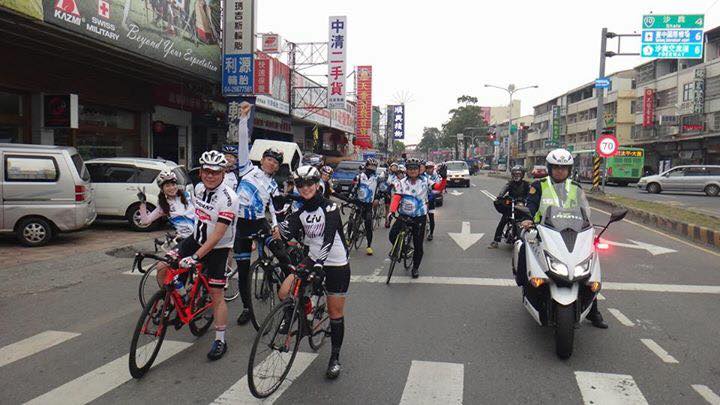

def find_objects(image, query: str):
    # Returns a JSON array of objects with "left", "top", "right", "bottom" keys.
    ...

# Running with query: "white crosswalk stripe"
[
  {"left": 399, "top": 360, "right": 463, "bottom": 405},
  {"left": 607, "top": 308, "right": 635, "bottom": 327},
  {"left": 24, "top": 340, "right": 192, "bottom": 405},
  {"left": 0, "top": 331, "right": 81, "bottom": 368},
  {"left": 692, "top": 385, "right": 720, "bottom": 405},
  {"left": 211, "top": 352, "right": 318, "bottom": 404},
  {"left": 640, "top": 339, "right": 679, "bottom": 364},
  {"left": 575, "top": 371, "right": 649, "bottom": 404}
]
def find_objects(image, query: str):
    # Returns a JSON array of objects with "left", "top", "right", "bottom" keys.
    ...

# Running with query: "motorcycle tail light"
[
  {"left": 589, "top": 281, "right": 602, "bottom": 292},
  {"left": 529, "top": 277, "right": 545, "bottom": 288},
  {"left": 596, "top": 242, "right": 609, "bottom": 250}
]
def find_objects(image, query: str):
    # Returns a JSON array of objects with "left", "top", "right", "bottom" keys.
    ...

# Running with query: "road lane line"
[
  {"left": 480, "top": 190, "right": 496, "bottom": 201},
  {"left": 591, "top": 206, "right": 720, "bottom": 258},
  {"left": 692, "top": 385, "right": 720, "bottom": 405},
  {"left": 607, "top": 308, "right": 635, "bottom": 327},
  {"left": 351, "top": 275, "right": 720, "bottom": 294},
  {"left": 640, "top": 339, "right": 679, "bottom": 364},
  {"left": 574, "top": 371, "right": 648, "bottom": 405},
  {"left": 24, "top": 340, "right": 191, "bottom": 405},
  {"left": 211, "top": 352, "right": 318, "bottom": 404},
  {"left": 400, "top": 361, "right": 463, "bottom": 405},
  {"left": 0, "top": 331, "right": 81, "bottom": 368},
  {"left": 371, "top": 267, "right": 383, "bottom": 277}
]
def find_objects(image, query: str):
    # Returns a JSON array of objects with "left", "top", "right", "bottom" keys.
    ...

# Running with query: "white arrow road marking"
[
  {"left": 448, "top": 222, "right": 484, "bottom": 251},
  {"left": 575, "top": 371, "right": 649, "bottom": 405},
  {"left": 641, "top": 339, "right": 679, "bottom": 363},
  {"left": 601, "top": 239, "right": 677, "bottom": 256},
  {"left": 471, "top": 183, "right": 477, "bottom": 187},
  {"left": 692, "top": 385, "right": 720, "bottom": 405},
  {"left": 450, "top": 190, "right": 464, "bottom": 196}
]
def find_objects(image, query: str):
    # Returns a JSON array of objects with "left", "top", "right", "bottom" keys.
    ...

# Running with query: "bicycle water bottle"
[{"left": 173, "top": 275, "right": 188, "bottom": 304}]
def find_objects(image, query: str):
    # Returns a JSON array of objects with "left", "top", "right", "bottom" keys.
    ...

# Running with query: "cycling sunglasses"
[{"left": 296, "top": 179, "right": 319, "bottom": 189}]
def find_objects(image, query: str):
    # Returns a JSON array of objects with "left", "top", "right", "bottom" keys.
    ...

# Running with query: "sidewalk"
[{"left": 0, "top": 222, "right": 166, "bottom": 268}]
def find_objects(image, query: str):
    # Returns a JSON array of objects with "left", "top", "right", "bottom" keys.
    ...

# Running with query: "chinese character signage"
[
  {"left": 693, "top": 68, "right": 705, "bottom": 114},
  {"left": 391, "top": 105, "right": 405, "bottom": 140},
  {"left": 642, "top": 14, "right": 704, "bottom": 59},
  {"left": 551, "top": 106, "right": 562, "bottom": 142},
  {"left": 223, "top": 0, "right": 255, "bottom": 95},
  {"left": 642, "top": 88, "right": 655, "bottom": 128},
  {"left": 254, "top": 58, "right": 270, "bottom": 95},
  {"left": 355, "top": 66, "right": 373, "bottom": 149},
  {"left": 41, "top": 0, "right": 221, "bottom": 80},
  {"left": 328, "top": 16, "right": 347, "bottom": 109},
  {"left": 255, "top": 53, "right": 290, "bottom": 114}
]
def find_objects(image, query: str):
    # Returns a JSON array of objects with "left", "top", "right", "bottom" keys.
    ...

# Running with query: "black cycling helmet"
[
  {"left": 405, "top": 158, "right": 421, "bottom": 169},
  {"left": 222, "top": 144, "right": 238, "bottom": 156},
  {"left": 262, "top": 147, "right": 284, "bottom": 165}
]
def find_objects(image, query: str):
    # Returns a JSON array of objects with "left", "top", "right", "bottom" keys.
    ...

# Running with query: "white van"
[
  {"left": 0, "top": 144, "right": 96, "bottom": 246},
  {"left": 249, "top": 139, "right": 303, "bottom": 182}
]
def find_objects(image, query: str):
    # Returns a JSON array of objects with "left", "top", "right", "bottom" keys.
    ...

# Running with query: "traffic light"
[{"left": 489, "top": 134, "right": 495, "bottom": 141}]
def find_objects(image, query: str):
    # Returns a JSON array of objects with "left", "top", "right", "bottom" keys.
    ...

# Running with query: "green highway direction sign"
[
  {"left": 642, "top": 14, "right": 704, "bottom": 29},
  {"left": 642, "top": 14, "right": 704, "bottom": 59}
]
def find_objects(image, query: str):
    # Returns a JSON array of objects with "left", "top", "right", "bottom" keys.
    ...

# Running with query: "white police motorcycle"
[{"left": 512, "top": 205, "right": 627, "bottom": 359}]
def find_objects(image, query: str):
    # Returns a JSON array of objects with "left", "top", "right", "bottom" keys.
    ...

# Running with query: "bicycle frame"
[{"left": 161, "top": 264, "right": 213, "bottom": 326}]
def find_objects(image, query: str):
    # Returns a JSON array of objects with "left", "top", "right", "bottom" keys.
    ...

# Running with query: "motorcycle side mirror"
[{"left": 609, "top": 208, "right": 628, "bottom": 224}]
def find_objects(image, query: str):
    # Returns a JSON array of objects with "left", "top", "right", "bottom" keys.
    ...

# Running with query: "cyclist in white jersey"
[
  {"left": 425, "top": 162, "right": 442, "bottom": 241},
  {"left": 232, "top": 101, "right": 292, "bottom": 326},
  {"left": 159, "top": 150, "right": 239, "bottom": 361},
  {"left": 278, "top": 166, "right": 350, "bottom": 379},
  {"left": 137, "top": 171, "right": 195, "bottom": 239},
  {"left": 388, "top": 158, "right": 432, "bottom": 278},
  {"left": 349, "top": 157, "right": 380, "bottom": 255}
]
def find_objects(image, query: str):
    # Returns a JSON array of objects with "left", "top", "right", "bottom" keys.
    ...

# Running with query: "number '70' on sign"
[{"left": 596, "top": 134, "right": 619, "bottom": 158}]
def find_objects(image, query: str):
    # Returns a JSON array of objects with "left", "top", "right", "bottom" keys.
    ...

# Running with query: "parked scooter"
[{"left": 512, "top": 206, "right": 627, "bottom": 359}]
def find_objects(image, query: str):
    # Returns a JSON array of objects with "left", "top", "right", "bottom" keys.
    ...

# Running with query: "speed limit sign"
[{"left": 596, "top": 134, "right": 619, "bottom": 158}]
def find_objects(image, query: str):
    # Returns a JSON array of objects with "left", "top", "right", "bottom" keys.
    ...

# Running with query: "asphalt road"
[
  {"left": 1, "top": 174, "right": 719, "bottom": 404},
  {"left": 602, "top": 183, "right": 720, "bottom": 218}
]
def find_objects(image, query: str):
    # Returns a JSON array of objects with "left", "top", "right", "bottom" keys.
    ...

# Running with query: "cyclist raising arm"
[
  {"left": 158, "top": 150, "right": 239, "bottom": 360},
  {"left": 232, "top": 101, "right": 292, "bottom": 326},
  {"left": 278, "top": 166, "right": 351, "bottom": 379},
  {"left": 137, "top": 171, "right": 195, "bottom": 239},
  {"left": 388, "top": 158, "right": 429, "bottom": 279}
]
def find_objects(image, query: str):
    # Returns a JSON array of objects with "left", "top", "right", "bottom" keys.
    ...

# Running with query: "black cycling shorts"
[
  {"left": 176, "top": 238, "right": 230, "bottom": 288},
  {"left": 233, "top": 218, "right": 270, "bottom": 261},
  {"left": 301, "top": 257, "right": 351, "bottom": 297}
]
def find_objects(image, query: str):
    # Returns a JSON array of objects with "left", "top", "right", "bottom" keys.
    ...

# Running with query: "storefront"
[{"left": 0, "top": 89, "right": 31, "bottom": 144}]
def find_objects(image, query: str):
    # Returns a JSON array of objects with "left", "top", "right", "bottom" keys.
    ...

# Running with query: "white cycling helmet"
[
  {"left": 426, "top": 161, "right": 435, "bottom": 167},
  {"left": 293, "top": 165, "right": 321, "bottom": 184},
  {"left": 546, "top": 148, "right": 574, "bottom": 166},
  {"left": 156, "top": 170, "right": 177, "bottom": 187},
  {"left": 398, "top": 164, "right": 406, "bottom": 172},
  {"left": 199, "top": 150, "right": 228, "bottom": 171}
]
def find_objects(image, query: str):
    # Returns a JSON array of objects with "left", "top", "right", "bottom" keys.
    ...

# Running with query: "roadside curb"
[
  {"left": 586, "top": 194, "right": 720, "bottom": 251},
  {"left": 486, "top": 172, "right": 719, "bottom": 250}
]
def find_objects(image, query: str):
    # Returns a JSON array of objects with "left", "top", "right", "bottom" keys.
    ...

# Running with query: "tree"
[
  {"left": 417, "top": 127, "right": 441, "bottom": 154},
  {"left": 440, "top": 95, "right": 489, "bottom": 157},
  {"left": 393, "top": 141, "right": 406, "bottom": 153}
]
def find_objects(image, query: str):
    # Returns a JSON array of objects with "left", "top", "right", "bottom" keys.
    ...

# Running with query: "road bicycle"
[
  {"left": 247, "top": 265, "right": 330, "bottom": 398},
  {"left": 245, "top": 230, "right": 307, "bottom": 331},
  {"left": 129, "top": 254, "right": 214, "bottom": 379},
  {"left": 386, "top": 215, "right": 416, "bottom": 284},
  {"left": 134, "top": 247, "right": 236, "bottom": 309},
  {"left": 341, "top": 202, "right": 365, "bottom": 251}
]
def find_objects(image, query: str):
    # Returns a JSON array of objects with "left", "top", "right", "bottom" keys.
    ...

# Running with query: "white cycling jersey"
[
  {"left": 235, "top": 115, "right": 279, "bottom": 226},
  {"left": 395, "top": 176, "right": 432, "bottom": 217},
  {"left": 139, "top": 191, "right": 196, "bottom": 238},
  {"left": 222, "top": 171, "right": 239, "bottom": 192},
  {"left": 192, "top": 182, "right": 239, "bottom": 249},
  {"left": 354, "top": 171, "right": 378, "bottom": 203}
]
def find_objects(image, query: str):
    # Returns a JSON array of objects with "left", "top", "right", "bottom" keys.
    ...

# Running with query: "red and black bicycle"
[{"left": 129, "top": 254, "right": 214, "bottom": 379}]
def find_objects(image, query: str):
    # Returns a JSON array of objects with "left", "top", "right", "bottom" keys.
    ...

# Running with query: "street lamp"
[{"left": 484, "top": 83, "right": 538, "bottom": 173}]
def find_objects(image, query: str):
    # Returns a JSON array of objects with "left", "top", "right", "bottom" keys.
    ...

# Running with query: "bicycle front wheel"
[
  {"left": 129, "top": 290, "right": 169, "bottom": 379},
  {"left": 138, "top": 262, "right": 160, "bottom": 310},
  {"left": 247, "top": 300, "right": 302, "bottom": 398},
  {"left": 250, "top": 261, "right": 277, "bottom": 331},
  {"left": 308, "top": 288, "right": 330, "bottom": 350},
  {"left": 403, "top": 232, "right": 415, "bottom": 271},
  {"left": 386, "top": 233, "right": 404, "bottom": 284},
  {"left": 223, "top": 258, "right": 240, "bottom": 302}
]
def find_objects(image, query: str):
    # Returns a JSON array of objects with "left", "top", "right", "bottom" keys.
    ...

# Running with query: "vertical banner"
[
  {"left": 223, "top": 0, "right": 255, "bottom": 96},
  {"left": 327, "top": 16, "right": 347, "bottom": 109},
  {"left": 642, "top": 88, "right": 655, "bottom": 127},
  {"left": 355, "top": 65, "right": 373, "bottom": 149},
  {"left": 480, "top": 106, "right": 492, "bottom": 124},
  {"left": 227, "top": 97, "right": 256, "bottom": 148},
  {"left": 392, "top": 105, "right": 405, "bottom": 140},
  {"left": 254, "top": 57, "right": 271, "bottom": 95},
  {"left": 693, "top": 68, "right": 706, "bottom": 114},
  {"left": 551, "top": 105, "right": 562, "bottom": 144}
]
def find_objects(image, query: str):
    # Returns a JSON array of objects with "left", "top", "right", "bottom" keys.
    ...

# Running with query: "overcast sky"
[{"left": 257, "top": 0, "right": 720, "bottom": 145}]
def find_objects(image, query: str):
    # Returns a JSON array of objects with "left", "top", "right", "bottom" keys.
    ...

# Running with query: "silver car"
[
  {"left": 637, "top": 165, "right": 720, "bottom": 196},
  {"left": 0, "top": 144, "right": 96, "bottom": 246}
]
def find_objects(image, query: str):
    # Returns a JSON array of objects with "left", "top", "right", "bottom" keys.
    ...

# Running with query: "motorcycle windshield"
[{"left": 541, "top": 206, "right": 591, "bottom": 233}]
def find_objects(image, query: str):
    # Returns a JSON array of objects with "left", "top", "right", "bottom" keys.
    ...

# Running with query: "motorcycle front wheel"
[{"left": 555, "top": 303, "right": 575, "bottom": 359}]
